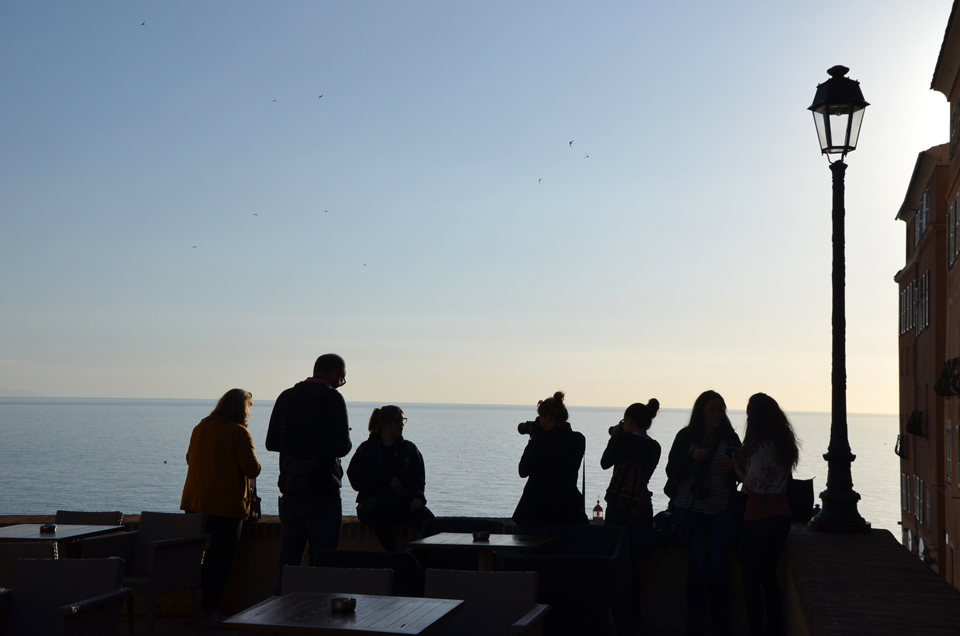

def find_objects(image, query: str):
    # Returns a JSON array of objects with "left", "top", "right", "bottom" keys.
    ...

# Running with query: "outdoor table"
[
  {"left": 0, "top": 524, "right": 123, "bottom": 557},
  {"left": 408, "top": 532, "right": 555, "bottom": 571},
  {"left": 222, "top": 591, "right": 463, "bottom": 635}
]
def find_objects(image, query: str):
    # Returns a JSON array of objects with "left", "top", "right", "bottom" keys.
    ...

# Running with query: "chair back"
[
  {"left": 5, "top": 558, "right": 123, "bottom": 636},
  {"left": 55, "top": 510, "right": 124, "bottom": 526},
  {"left": 424, "top": 569, "right": 539, "bottom": 636},
  {"left": 313, "top": 549, "right": 423, "bottom": 597},
  {"left": 131, "top": 511, "right": 206, "bottom": 574},
  {"left": 281, "top": 566, "right": 393, "bottom": 596},
  {"left": 0, "top": 542, "right": 57, "bottom": 589}
]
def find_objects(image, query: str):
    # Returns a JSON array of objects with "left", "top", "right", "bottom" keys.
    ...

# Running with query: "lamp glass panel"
[
  {"left": 828, "top": 106, "right": 851, "bottom": 152},
  {"left": 813, "top": 110, "right": 829, "bottom": 152},
  {"left": 847, "top": 108, "right": 865, "bottom": 150}
]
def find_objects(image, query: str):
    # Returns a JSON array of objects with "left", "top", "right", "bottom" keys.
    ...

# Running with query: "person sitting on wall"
[{"left": 347, "top": 405, "right": 435, "bottom": 551}]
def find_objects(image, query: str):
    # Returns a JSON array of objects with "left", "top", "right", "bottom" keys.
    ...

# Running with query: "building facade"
[{"left": 897, "top": 0, "right": 960, "bottom": 586}]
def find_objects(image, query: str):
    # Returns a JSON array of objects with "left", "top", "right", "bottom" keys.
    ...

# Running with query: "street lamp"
[{"left": 807, "top": 65, "right": 871, "bottom": 533}]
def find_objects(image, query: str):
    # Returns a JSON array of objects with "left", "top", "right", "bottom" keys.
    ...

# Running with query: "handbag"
[
  {"left": 249, "top": 479, "right": 263, "bottom": 521},
  {"left": 653, "top": 508, "right": 692, "bottom": 547},
  {"left": 787, "top": 476, "right": 814, "bottom": 522}
]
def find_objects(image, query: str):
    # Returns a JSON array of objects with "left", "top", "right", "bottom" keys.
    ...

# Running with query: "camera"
[{"left": 517, "top": 417, "right": 543, "bottom": 436}]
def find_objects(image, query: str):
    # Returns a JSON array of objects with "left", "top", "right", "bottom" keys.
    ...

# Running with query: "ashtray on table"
[
  {"left": 39, "top": 524, "right": 57, "bottom": 534},
  {"left": 472, "top": 531, "right": 490, "bottom": 541},
  {"left": 331, "top": 597, "right": 356, "bottom": 613}
]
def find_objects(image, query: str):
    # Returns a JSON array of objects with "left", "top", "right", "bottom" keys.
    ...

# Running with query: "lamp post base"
[{"left": 808, "top": 487, "right": 871, "bottom": 533}]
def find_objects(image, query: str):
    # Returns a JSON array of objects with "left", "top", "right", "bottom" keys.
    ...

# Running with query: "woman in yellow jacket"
[{"left": 180, "top": 388, "right": 261, "bottom": 626}]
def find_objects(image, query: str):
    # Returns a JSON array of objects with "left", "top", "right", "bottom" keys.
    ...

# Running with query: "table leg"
[{"left": 478, "top": 552, "right": 493, "bottom": 571}]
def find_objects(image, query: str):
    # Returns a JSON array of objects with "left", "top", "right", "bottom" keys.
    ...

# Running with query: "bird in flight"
[
  {"left": 272, "top": 99, "right": 277, "bottom": 102},
  {"left": 584, "top": 154, "right": 589, "bottom": 159},
  {"left": 569, "top": 140, "right": 574, "bottom": 147},
  {"left": 319, "top": 95, "right": 323, "bottom": 99},
  {"left": 140, "top": 21, "right": 145, "bottom": 26},
  {"left": 253, "top": 213, "right": 258, "bottom": 216},
  {"left": 192, "top": 246, "right": 197, "bottom": 249},
  {"left": 539, "top": 179, "right": 542, "bottom": 184}
]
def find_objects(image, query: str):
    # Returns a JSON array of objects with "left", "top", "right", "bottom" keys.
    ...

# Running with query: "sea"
[{"left": 0, "top": 398, "right": 901, "bottom": 533}]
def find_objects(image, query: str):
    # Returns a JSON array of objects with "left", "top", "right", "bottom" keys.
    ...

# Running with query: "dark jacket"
[
  {"left": 663, "top": 426, "right": 741, "bottom": 502},
  {"left": 346, "top": 435, "right": 427, "bottom": 506},
  {"left": 513, "top": 423, "right": 588, "bottom": 526},
  {"left": 265, "top": 378, "right": 352, "bottom": 498},
  {"left": 600, "top": 430, "right": 661, "bottom": 515}
]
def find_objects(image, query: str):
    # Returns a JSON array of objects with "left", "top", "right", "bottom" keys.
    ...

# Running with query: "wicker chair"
[
  {"left": 503, "top": 525, "right": 632, "bottom": 636},
  {"left": 55, "top": 510, "right": 124, "bottom": 526},
  {"left": 424, "top": 569, "right": 549, "bottom": 636},
  {"left": 0, "top": 541, "right": 57, "bottom": 589},
  {"left": 282, "top": 566, "right": 393, "bottom": 596},
  {"left": 0, "top": 557, "right": 130, "bottom": 636},
  {"left": 80, "top": 511, "right": 208, "bottom": 635},
  {"left": 312, "top": 549, "right": 424, "bottom": 596}
]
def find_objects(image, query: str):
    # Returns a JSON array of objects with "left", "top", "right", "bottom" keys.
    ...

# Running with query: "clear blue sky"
[{"left": 0, "top": 1, "right": 951, "bottom": 413}]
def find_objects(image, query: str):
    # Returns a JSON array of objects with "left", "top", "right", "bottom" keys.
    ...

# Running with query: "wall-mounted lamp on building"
[{"left": 807, "top": 66, "right": 871, "bottom": 534}]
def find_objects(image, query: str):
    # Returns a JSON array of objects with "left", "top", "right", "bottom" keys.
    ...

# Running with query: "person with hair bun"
[
  {"left": 601, "top": 399, "right": 662, "bottom": 559},
  {"left": 512, "top": 391, "right": 588, "bottom": 533},
  {"left": 347, "top": 405, "right": 435, "bottom": 551}
]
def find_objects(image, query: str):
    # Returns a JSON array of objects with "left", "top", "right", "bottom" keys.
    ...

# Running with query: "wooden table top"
[
  {"left": 0, "top": 524, "right": 122, "bottom": 542},
  {"left": 223, "top": 592, "right": 463, "bottom": 635},
  {"left": 409, "top": 532, "right": 555, "bottom": 552}
]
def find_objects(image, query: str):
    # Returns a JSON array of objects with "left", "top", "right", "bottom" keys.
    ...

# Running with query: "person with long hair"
[
  {"left": 180, "top": 388, "right": 261, "bottom": 627},
  {"left": 347, "top": 405, "right": 435, "bottom": 551},
  {"left": 664, "top": 390, "right": 741, "bottom": 636},
  {"left": 512, "top": 391, "right": 588, "bottom": 533},
  {"left": 601, "top": 399, "right": 662, "bottom": 558},
  {"left": 734, "top": 393, "right": 799, "bottom": 636}
]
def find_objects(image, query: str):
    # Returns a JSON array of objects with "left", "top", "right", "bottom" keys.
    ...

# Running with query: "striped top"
[{"left": 671, "top": 440, "right": 735, "bottom": 514}]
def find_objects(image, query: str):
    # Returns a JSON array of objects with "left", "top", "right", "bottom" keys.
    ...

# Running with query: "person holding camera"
[
  {"left": 512, "top": 391, "right": 588, "bottom": 534},
  {"left": 664, "top": 390, "right": 741, "bottom": 636},
  {"left": 347, "top": 405, "right": 435, "bottom": 551},
  {"left": 601, "top": 399, "right": 662, "bottom": 559}
]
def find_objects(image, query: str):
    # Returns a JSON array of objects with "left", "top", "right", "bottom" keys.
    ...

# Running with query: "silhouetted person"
[
  {"left": 601, "top": 399, "right": 661, "bottom": 631},
  {"left": 181, "top": 388, "right": 261, "bottom": 628},
  {"left": 512, "top": 391, "right": 588, "bottom": 534},
  {"left": 265, "top": 354, "right": 352, "bottom": 592},
  {"left": 602, "top": 399, "right": 661, "bottom": 557},
  {"left": 347, "top": 406, "right": 435, "bottom": 550},
  {"left": 665, "top": 390, "right": 741, "bottom": 636},
  {"left": 734, "top": 393, "right": 799, "bottom": 636}
]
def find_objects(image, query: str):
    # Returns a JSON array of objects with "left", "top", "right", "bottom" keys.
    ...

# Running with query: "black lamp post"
[{"left": 807, "top": 65, "right": 871, "bottom": 533}]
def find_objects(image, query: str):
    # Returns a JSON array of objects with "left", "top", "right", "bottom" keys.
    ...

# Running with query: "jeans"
[
  {"left": 739, "top": 515, "right": 791, "bottom": 636},
  {"left": 277, "top": 493, "right": 342, "bottom": 593},
  {"left": 187, "top": 513, "right": 242, "bottom": 612},
  {"left": 686, "top": 510, "right": 734, "bottom": 636},
  {"left": 357, "top": 496, "right": 435, "bottom": 551},
  {"left": 605, "top": 503, "right": 654, "bottom": 561}
]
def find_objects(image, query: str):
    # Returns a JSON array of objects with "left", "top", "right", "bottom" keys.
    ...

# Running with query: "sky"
[{"left": 0, "top": 1, "right": 953, "bottom": 414}]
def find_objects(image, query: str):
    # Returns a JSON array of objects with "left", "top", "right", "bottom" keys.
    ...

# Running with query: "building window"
[
  {"left": 916, "top": 475, "right": 923, "bottom": 524},
  {"left": 949, "top": 198, "right": 960, "bottom": 268},
  {"left": 902, "top": 472, "right": 911, "bottom": 510},
  {"left": 916, "top": 189, "right": 930, "bottom": 246},
  {"left": 926, "top": 484, "right": 932, "bottom": 530},
  {"left": 900, "top": 282, "right": 917, "bottom": 336},
  {"left": 949, "top": 424, "right": 953, "bottom": 486}
]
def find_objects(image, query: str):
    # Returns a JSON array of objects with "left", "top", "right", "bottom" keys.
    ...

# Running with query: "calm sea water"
[{"left": 0, "top": 398, "right": 900, "bottom": 532}]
